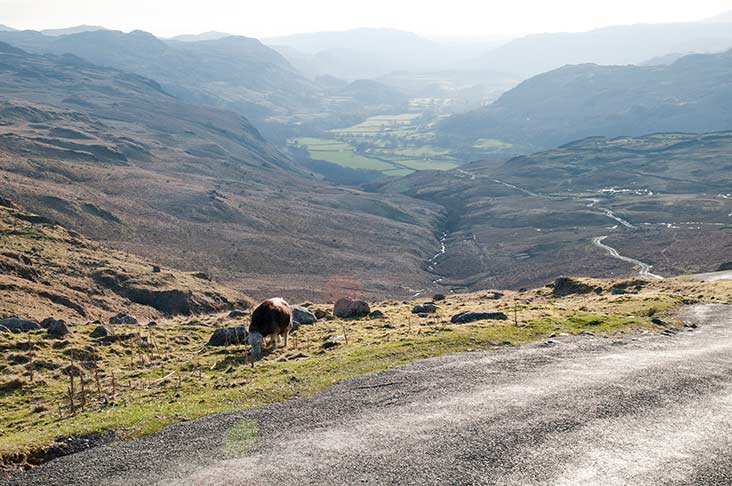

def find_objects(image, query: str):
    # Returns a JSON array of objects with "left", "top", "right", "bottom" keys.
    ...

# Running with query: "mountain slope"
[
  {"left": 441, "top": 50, "right": 732, "bottom": 149},
  {"left": 0, "top": 29, "right": 323, "bottom": 130},
  {"left": 0, "top": 43, "right": 445, "bottom": 300},
  {"left": 0, "top": 198, "right": 250, "bottom": 322}
]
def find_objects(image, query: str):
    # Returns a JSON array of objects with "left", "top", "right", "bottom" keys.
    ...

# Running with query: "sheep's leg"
[
  {"left": 271, "top": 334, "right": 278, "bottom": 351},
  {"left": 283, "top": 331, "right": 289, "bottom": 349}
]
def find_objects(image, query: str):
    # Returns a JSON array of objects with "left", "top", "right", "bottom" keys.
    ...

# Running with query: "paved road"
[
  {"left": 7, "top": 304, "right": 732, "bottom": 486},
  {"left": 690, "top": 270, "right": 732, "bottom": 282},
  {"left": 593, "top": 236, "right": 664, "bottom": 280}
]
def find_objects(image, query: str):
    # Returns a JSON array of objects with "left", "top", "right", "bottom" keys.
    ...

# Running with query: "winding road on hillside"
[{"left": 8, "top": 304, "right": 732, "bottom": 486}]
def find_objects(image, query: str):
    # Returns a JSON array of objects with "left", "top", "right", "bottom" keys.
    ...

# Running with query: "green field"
[{"left": 291, "top": 114, "right": 461, "bottom": 176}]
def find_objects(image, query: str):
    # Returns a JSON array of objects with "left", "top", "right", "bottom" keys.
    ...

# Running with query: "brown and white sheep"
[{"left": 247, "top": 298, "right": 292, "bottom": 362}]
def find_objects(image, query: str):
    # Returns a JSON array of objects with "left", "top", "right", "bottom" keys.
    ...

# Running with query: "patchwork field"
[{"left": 290, "top": 114, "right": 464, "bottom": 177}]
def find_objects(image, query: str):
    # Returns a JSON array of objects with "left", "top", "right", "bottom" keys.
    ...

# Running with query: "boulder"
[
  {"left": 0, "top": 317, "right": 41, "bottom": 333},
  {"left": 369, "top": 310, "right": 385, "bottom": 319},
  {"left": 549, "top": 277, "right": 594, "bottom": 297},
  {"left": 333, "top": 298, "right": 370, "bottom": 318},
  {"left": 90, "top": 325, "right": 113, "bottom": 339},
  {"left": 46, "top": 319, "right": 70, "bottom": 337},
  {"left": 450, "top": 311, "right": 508, "bottom": 324},
  {"left": 292, "top": 306, "right": 318, "bottom": 326},
  {"left": 412, "top": 303, "right": 437, "bottom": 314},
  {"left": 109, "top": 313, "right": 138, "bottom": 325},
  {"left": 207, "top": 326, "right": 247, "bottom": 347}
]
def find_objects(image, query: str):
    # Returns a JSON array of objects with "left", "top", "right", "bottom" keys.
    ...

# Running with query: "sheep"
[{"left": 247, "top": 298, "right": 292, "bottom": 364}]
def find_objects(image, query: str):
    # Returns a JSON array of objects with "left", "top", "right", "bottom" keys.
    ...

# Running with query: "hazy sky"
[{"left": 1, "top": 0, "right": 730, "bottom": 39}]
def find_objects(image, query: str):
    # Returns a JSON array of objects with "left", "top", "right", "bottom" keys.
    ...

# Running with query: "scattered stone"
[
  {"left": 549, "top": 277, "right": 594, "bottom": 297},
  {"left": 611, "top": 288, "right": 626, "bottom": 295},
  {"left": 368, "top": 310, "right": 385, "bottom": 319},
  {"left": 0, "top": 317, "right": 41, "bottom": 333},
  {"left": 333, "top": 298, "right": 370, "bottom": 318},
  {"left": 46, "top": 319, "right": 70, "bottom": 337},
  {"left": 322, "top": 335, "right": 344, "bottom": 349},
  {"left": 432, "top": 294, "right": 446, "bottom": 301},
  {"left": 383, "top": 323, "right": 396, "bottom": 329},
  {"left": 0, "top": 378, "right": 24, "bottom": 395},
  {"left": 207, "top": 326, "right": 247, "bottom": 347},
  {"left": 540, "top": 339, "right": 559, "bottom": 347},
  {"left": 109, "top": 313, "right": 137, "bottom": 325},
  {"left": 147, "top": 321, "right": 158, "bottom": 327},
  {"left": 228, "top": 309, "right": 248, "bottom": 319},
  {"left": 90, "top": 325, "right": 114, "bottom": 339},
  {"left": 579, "top": 331, "right": 595, "bottom": 337},
  {"left": 7, "top": 354, "right": 31, "bottom": 365},
  {"left": 417, "top": 313, "right": 430, "bottom": 318},
  {"left": 314, "top": 309, "right": 328, "bottom": 320},
  {"left": 412, "top": 303, "right": 437, "bottom": 314},
  {"left": 651, "top": 318, "right": 672, "bottom": 327},
  {"left": 684, "top": 321, "right": 698, "bottom": 329},
  {"left": 292, "top": 306, "right": 317, "bottom": 326},
  {"left": 191, "top": 272, "right": 210, "bottom": 281},
  {"left": 152, "top": 265, "right": 161, "bottom": 273},
  {"left": 450, "top": 311, "right": 508, "bottom": 324},
  {"left": 482, "top": 291, "right": 505, "bottom": 300},
  {"left": 662, "top": 329, "right": 677, "bottom": 336}
]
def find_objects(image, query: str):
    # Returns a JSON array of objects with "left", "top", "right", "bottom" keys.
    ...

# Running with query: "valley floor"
[{"left": 6, "top": 303, "right": 732, "bottom": 485}]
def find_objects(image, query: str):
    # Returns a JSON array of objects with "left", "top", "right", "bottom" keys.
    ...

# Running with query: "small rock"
[
  {"left": 207, "top": 326, "right": 247, "bottom": 347},
  {"left": 482, "top": 291, "right": 505, "bottom": 300},
  {"left": 147, "top": 321, "right": 158, "bottom": 327},
  {"left": 579, "top": 331, "right": 595, "bottom": 337},
  {"left": 109, "top": 313, "right": 138, "bottom": 325},
  {"left": 417, "top": 313, "right": 430, "bottom": 318},
  {"left": 314, "top": 309, "right": 328, "bottom": 320},
  {"left": 684, "top": 321, "right": 698, "bottom": 329},
  {"left": 412, "top": 303, "right": 437, "bottom": 314},
  {"left": 549, "top": 277, "right": 594, "bottom": 297},
  {"left": 0, "top": 317, "right": 41, "bottom": 333},
  {"left": 450, "top": 311, "right": 508, "bottom": 324},
  {"left": 191, "top": 272, "right": 210, "bottom": 281},
  {"left": 322, "top": 335, "right": 344, "bottom": 349},
  {"left": 383, "top": 323, "right": 396, "bottom": 329},
  {"left": 369, "top": 310, "right": 385, "bottom": 319},
  {"left": 611, "top": 288, "right": 627, "bottom": 295},
  {"left": 651, "top": 318, "right": 671, "bottom": 327},
  {"left": 432, "top": 294, "right": 446, "bottom": 301},
  {"left": 90, "top": 325, "right": 113, "bottom": 339},
  {"left": 152, "top": 265, "right": 161, "bottom": 273},
  {"left": 292, "top": 306, "right": 318, "bottom": 326},
  {"left": 228, "top": 309, "right": 248, "bottom": 319},
  {"left": 333, "top": 298, "right": 370, "bottom": 318},
  {"left": 46, "top": 319, "right": 70, "bottom": 337}
]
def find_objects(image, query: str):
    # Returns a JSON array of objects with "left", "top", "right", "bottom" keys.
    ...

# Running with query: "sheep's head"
[{"left": 247, "top": 332, "right": 264, "bottom": 359}]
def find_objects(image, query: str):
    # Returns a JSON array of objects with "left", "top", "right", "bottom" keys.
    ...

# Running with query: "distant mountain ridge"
[
  {"left": 476, "top": 22, "right": 732, "bottom": 76},
  {"left": 0, "top": 28, "right": 323, "bottom": 131},
  {"left": 441, "top": 49, "right": 732, "bottom": 149}
]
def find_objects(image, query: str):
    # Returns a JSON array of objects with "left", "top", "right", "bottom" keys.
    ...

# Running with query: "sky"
[{"left": 1, "top": 0, "right": 730, "bottom": 39}]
